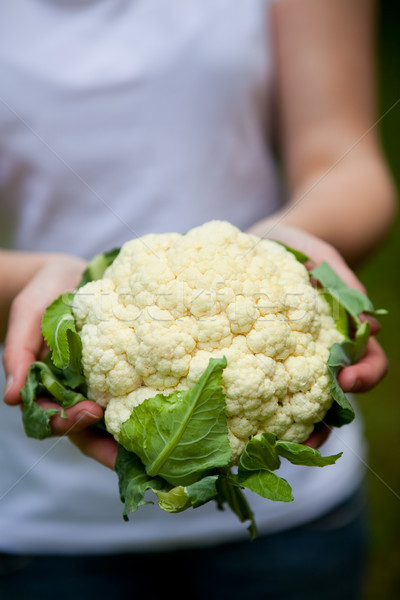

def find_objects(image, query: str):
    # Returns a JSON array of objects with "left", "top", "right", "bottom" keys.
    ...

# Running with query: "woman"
[{"left": 0, "top": 1, "right": 395, "bottom": 598}]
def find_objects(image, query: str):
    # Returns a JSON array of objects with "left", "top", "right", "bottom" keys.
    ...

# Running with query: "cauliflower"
[
  {"left": 21, "top": 220, "right": 384, "bottom": 536},
  {"left": 72, "top": 220, "right": 343, "bottom": 462}
]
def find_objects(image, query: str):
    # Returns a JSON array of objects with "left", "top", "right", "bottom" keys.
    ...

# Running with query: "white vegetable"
[{"left": 73, "top": 220, "right": 343, "bottom": 463}]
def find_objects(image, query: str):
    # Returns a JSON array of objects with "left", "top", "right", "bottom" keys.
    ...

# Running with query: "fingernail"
[
  {"left": 4, "top": 376, "right": 14, "bottom": 397},
  {"left": 76, "top": 410, "right": 100, "bottom": 424}
]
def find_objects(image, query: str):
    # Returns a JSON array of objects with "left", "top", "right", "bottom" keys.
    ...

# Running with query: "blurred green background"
[{"left": 357, "top": 1, "right": 400, "bottom": 597}]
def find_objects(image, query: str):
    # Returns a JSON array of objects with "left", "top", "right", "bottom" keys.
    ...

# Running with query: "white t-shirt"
[{"left": 0, "top": 0, "right": 367, "bottom": 554}]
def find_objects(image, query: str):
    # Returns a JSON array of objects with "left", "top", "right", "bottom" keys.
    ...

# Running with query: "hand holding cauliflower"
[
  {"left": 21, "top": 220, "right": 385, "bottom": 536},
  {"left": 72, "top": 221, "right": 342, "bottom": 460}
]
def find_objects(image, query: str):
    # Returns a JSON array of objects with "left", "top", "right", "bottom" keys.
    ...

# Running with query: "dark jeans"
[{"left": 0, "top": 487, "right": 369, "bottom": 600}]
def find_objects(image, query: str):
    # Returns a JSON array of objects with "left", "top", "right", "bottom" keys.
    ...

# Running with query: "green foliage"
[
  {"left": 21, "top": 360, "right": 88, "bottom": 439},
  {"left": 236, "top": 433, "right": 341, "bottom": 502},
  {"left": 311, "top": 262, "right": 386, "bottom": 326},
  {"left": 118, "top": 357, "right": 232, "bottom": 486},
  {"left": 77, "top": 247, "right": 120, "bottom": 289},
  {"left": 115, "top": 447, "right": 167, "bottom": 520},
  {"left": 41, "top": 293, "right": 85, "bottom": 388},
  {"left": 311, "top": 261, "right": 386, "bottom": 427}
]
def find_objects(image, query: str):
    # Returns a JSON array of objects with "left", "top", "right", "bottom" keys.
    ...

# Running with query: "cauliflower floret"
[
  {"left": 105, "top": 387, "right": 166, "bottom": 438},
  {"left": 73, "top": 220, "right": 344, "bottom": 464}
]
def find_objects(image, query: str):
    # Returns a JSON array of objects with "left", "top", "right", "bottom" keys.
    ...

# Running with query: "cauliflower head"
[{"left": 72, "top": 220, "right": 344, "bottom": 463}]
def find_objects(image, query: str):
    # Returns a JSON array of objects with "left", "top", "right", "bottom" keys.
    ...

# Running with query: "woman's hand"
[
  {"left": 3, "top": 254, "right": 118, "bottom": 468},
  {"left": 247, "top": 223, "right": 388, "bottom": 449},
  {"left": 3, "top": 255, "right": 105, "bottom": 429}
]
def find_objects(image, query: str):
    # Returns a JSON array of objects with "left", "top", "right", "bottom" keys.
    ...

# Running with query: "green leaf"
[
  {"left": 374, "top": 308, "right": 389, "bottom": 316},
  {"left": 238, "top": 468, "right": 293, "bottom": 503},
  {"left": 118, "top": 357, "right": 232, "bottom": 487},
  {"left": 41, "top": 293, "right": 84, "bottom": 388},
  {"left": 41, "top": 293, "right": 78, "bottom": 368},
  {"left": 21, "top": 361, "right": 88, "bottom": 439},
  {"left": 21, "top": 365, "right": 59, "bottom": 439},
  {"left": 349, "top": 320, "right": 371, "bottom": 364},
  {"left": 322, "top": 290, "right": 350, "bottom": 337},
  {"left": 22, "top": 400, "right": 58, "bottom": 440},
  {"left": 115, "top": 446, "right": 167, "bottom": 521},
  {"left": 240, "top": 431, "right": 281, "bottom": 472},
  {"left": 28, "top": 361, "right": 87, "bottom": 408},
  {"left": 185, "top": 475, "right": 219, "bottom": 508},
  {"left": 310, "top": 262, "right": 385, "bottom": 427},
  {"left": 155, "top": 486, "right": 192, "bottom": 513},
  {"left": 324, "top": 322, "right": 370, "bottom": 427},
  {"left": 116, "top": 445, "right": 219, "bottom": 517},
  {"left": 154, "top": 476, "right": 219, "bottom": 513},
  {"left": 216, "top": 475, "right": 258, "bottom": 540},
  {"left": 276, "top": 440, "right": 342, "bottom": 467},
  {"left": 78, "top": 247, "right": 120, "bottom": 288},
  {"left": 310, "top": 262, "right": 382, "bottom": 323},
  {"left": 236, "top": 433, "right": 340, "bottom": 504},
  {"left": 237, "top": 434, "right": 293, "bottom": 503}
]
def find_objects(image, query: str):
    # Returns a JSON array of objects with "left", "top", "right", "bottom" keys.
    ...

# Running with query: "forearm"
[
  {"left": 261, "top": 0, "right": 397, "bottom": 266},
  {"left": 249, "top": 150, "right": 397, "bottom": 266}
]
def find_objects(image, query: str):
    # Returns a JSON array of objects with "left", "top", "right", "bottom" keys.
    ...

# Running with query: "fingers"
[
  {"left": 307, "top": 240, "right": 367, "bottom": 294},
  {"left": 3, "top": 293, "right": 46, "bottom": 405},
  {"left": 3, "top": 256, "right": 86, "bottom": 406},
  {"left": 16, "top": 394, "right": 115, "bottom": 468},
  {"left": 359, "top": 313, "right": 381, "bottom": 336},
  {"left": 338, "top": 337, "right": 388, "bottom": 393},
  {"left": 20, "top": 395, "right": 116, "bottom": 469},
  {"left": 265, "top": 223, "right": 367, "bottom": 293},
  {"left": 69, "top": 429, "right": 118, "bottom": 470},
  {"left": 302, "top": 340, "right": 386, "bottom": 450},
  {"left": 303, "top": 423, "right": 331, "bottom": 449},
  {"left": 37, "top": 399, "right": 104, "bottom": 434}
]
